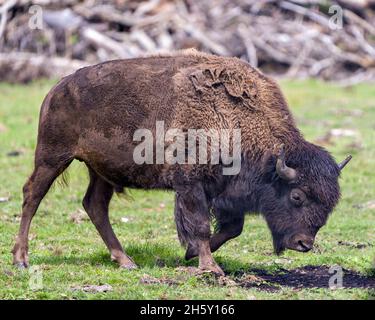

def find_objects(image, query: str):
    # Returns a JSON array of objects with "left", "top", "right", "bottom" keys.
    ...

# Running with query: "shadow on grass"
[
  {"left": 31, "top": 242, "right": 255, "bottom": 272},
  {"left": 125, "top": 243, "right": 267, "bottom": 273},
  {"left": 30, "top": 243, "right": 189, "bottom": 268},
  {"left": 32, "top": 252, "right": 115, "bottom": 267}
]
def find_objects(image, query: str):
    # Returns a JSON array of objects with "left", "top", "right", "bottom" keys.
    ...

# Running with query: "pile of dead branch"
[{"left": 1, "top": 0, "right": 375, "bottom": 84}]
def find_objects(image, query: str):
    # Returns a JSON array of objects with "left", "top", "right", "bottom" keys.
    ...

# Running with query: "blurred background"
[{"left": 0, "top": 0, "right": 375, "bottom": 85}]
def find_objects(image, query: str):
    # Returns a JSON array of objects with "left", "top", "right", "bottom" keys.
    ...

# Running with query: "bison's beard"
[{"left": 272, "top": 235, "right": 286, "bottom": 255}]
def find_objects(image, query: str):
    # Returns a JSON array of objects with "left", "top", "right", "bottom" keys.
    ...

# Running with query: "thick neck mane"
[{"left": 153, "top": 49, "right": 305, "bottom": 160}]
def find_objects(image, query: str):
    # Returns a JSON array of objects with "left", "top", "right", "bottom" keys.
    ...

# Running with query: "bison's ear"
[{"left": 261, "top": 150, "right": 278, "bottom": 183}]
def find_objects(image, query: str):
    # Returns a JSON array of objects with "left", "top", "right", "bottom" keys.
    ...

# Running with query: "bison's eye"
[{"left": 290, "top": 189, "right": 306, "bottom": 206}]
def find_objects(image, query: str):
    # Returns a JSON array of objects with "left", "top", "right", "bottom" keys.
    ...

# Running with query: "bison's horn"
[
  {"left": 276, "top": 144, "right": 297, "bottom": 182},
  {"left": 338, "top": 155, "right": 352, "bottom": 171}
]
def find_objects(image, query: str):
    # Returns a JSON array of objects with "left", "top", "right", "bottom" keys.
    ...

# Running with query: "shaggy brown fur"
[{"left": 12, "top": 50, "right": 349, "bottom": 275}]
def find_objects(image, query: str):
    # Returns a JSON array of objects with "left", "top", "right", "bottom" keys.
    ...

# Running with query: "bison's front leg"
[
  {"left": 185, "top": 212, "right": 244, "bottom": 260},
  {"left": 174, "top": 184, "right": 224, "bottom": 276}
]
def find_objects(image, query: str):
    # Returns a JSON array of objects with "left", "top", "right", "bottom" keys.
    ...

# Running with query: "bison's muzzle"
[
  {"left": 274, "top": 232, "right": 315, "bottom": 255},
  {"left": 287, "top": 233, "right": 315, "bottom": 252}
]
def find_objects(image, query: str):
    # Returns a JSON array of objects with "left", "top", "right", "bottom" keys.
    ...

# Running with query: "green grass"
[{"left": 0, "top": 79, "right": 374, "bottom": 300}]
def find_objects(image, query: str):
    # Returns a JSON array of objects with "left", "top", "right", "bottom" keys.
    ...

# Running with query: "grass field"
[{"left": 0, "top": 79, "right": 374, "bottom": 300}]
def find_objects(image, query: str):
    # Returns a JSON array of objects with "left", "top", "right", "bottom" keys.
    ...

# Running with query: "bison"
[{"left": 12, "top": 49, "right": 351, "bottom": 275}]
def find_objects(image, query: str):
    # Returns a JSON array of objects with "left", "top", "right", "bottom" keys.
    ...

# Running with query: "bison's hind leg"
[
  {"left": 12, "top": 155, "right": 73, "bottom": 268},
  {"left": 82, "top": 167, "right": 137, "bottom": 269}
]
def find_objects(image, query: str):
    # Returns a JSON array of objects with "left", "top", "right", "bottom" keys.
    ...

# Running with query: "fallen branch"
[
  {"left": 0, "top": 0, "right": 374, "bottom": 83},
  {"left": 0, "top": 0, "right": 17, "bottom": 42}
]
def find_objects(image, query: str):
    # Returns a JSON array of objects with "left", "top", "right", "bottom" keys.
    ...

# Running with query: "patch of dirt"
[
  {"left": 69, "top": 209, "right": 89, "bottom": 224},
  {"left": 353, "top": 200, "right": 375, "bottom": 210},
  {"left": 175, "top": 266, "right": 225, "bottom": 276},
  {"left": 0, "top": 123, "right": 7, "bottom": 133},
  {"left": 338, "top": 241, "right": 373, "bottom": 249},
  {"left": 0, "top": 196, "right": 11, "bottom": 203},
  {"left": 330, "top": 108, "right": 364, "bottom": 118},
  {"left": 6, "top": 149, "right": 24, "bottom": 157},
  {"left": 236, "top": 266, "right": 375, "bottom": 291},
  {"left": 175, "top": 267, "right": 280, "bottom": 291},
  {"left": 140, "top": 274, "right": 180, "bottom": 286},
  {"left": 151, "top": 265, "right": 375, "bottom": 292},
  {"left": 71, "top": 284, "right": 113, "bottom": 293},
  {"left": 314, "top": 128, "right": 361, "bottom": 148},
  {"left": 236, "top": 274, "right": 279, "bottom": 292}
]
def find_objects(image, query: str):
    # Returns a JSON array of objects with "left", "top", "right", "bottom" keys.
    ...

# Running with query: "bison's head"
[{"left": 260, "top": 143, "right": 351, "bottom": 255}]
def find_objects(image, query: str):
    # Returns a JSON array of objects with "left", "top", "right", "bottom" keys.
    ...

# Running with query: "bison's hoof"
[
  {"left": 14, "top": 262, "right": 28, "bottom": 269},
  {"left": 199, "top": 264, "right": 225, "bottom": 277}
]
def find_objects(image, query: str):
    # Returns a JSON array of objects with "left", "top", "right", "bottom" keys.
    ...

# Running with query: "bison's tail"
[
  {"left": 48, "top": 164, "right": 70, "bottom": 191},
  {"left": 54, "top": 164, "right": 130, "bottom": 196},
  {"left": 56, "top": 170, "right": 70, "bottom": 188},
  {"left": 114, "top": 186, "right": 133, "bottom": 201}
]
